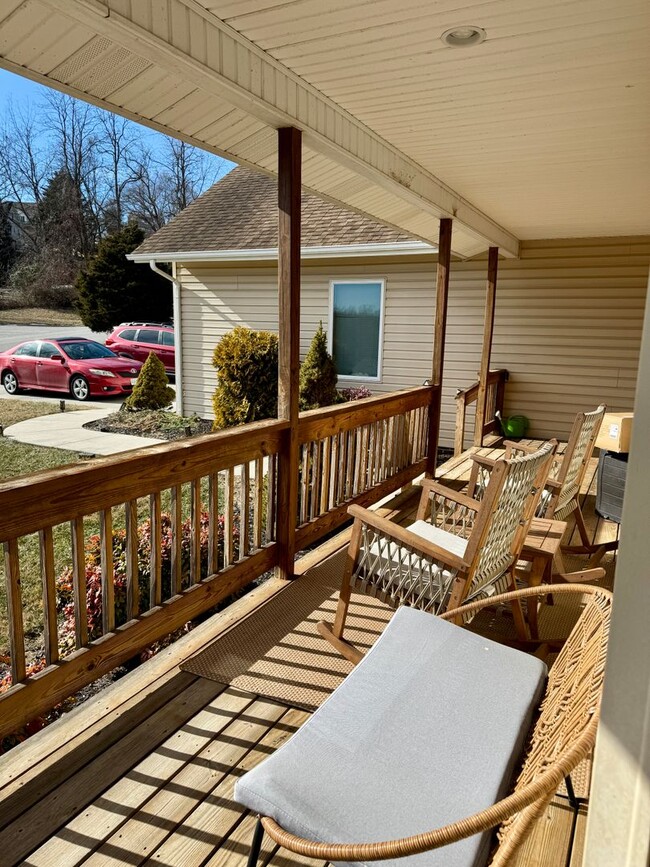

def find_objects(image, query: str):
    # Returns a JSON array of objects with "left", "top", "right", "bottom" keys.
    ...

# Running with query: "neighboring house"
[
  {"left": 130, "top": 167, "right": 650, "bottom": 446},
  {"left": 4, "top": 201, "right": 37, "bottom": 250}
]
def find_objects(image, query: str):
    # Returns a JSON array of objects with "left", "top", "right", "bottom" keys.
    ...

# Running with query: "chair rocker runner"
[
  {"left": 468, "top": 405, "right": 612, "bottom": 569},
  {"left": 318, "top": 439, "right": 557, "bottom": 662},
  {"left": 236, "top": 583, "right": 612, "bottom": 867}
]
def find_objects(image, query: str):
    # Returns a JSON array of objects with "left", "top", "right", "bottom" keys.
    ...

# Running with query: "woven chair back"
[
  {"left": 465, "top": 440, "right": 556, "bottom": 599},
  {"left": 553, "top": 405, "right": 606, "bottom": 518}
]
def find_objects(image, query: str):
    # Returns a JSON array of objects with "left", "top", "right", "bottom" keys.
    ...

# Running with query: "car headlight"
[{"left": 88, "top": 368, "right": 116, "bottom": 377}]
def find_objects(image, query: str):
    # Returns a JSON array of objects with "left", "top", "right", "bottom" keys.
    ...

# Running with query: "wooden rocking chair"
[
  {"left": 317, "top": 439, "right": 557, "bottom": 662},
  {"left": 468, "top": 405, "right": 611, "bottom": 567}
]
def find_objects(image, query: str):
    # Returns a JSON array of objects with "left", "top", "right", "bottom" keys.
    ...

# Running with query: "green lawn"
[{"left": 0, "top": 401, "right": 86, "bottom": 658}]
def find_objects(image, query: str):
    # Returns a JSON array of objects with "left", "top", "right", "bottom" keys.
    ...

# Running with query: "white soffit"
[
  {"left": 207, "top": 0, "right": 650, "bottom": 241},
  {"left": 0, "top": 0, "right": 516, "bottom": 258}
]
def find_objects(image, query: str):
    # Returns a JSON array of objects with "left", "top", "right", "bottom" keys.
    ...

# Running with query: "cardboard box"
[{"left": 595, "top": 412, "right": 634, "bottom": 453}]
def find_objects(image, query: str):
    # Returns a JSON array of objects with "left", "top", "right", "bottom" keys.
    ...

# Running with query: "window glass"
[
  {"left": 138, "top": 329, "right": 160, "bottom": 344},
  {"left": 15, "top": 342, "right": 38, "bottom": 356},
  {"left": 59, "top": 340, "right": 116, "bottom": 360},
  {"left": 39, "top": 342, "right": 61, "bottom": 358},
  {"left": 161, "top": 331, "right": 174, "bottom": 346},
  {"left": 331, "top": 281, "right": 383, "bottom": 379},
  {"left": 119, "top": 329, "right": 137, "bottom": 341}
]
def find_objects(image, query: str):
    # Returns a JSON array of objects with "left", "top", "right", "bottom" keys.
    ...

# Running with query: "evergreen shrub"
[
  {"left": 212, "top": 327, "right": 278, "bottom": 428},
  {"left": 299, "top": 322, "right": 339, "bottom": 410},
  {"left": 124, "top": 352, "right": 175, "bottom": 410}
]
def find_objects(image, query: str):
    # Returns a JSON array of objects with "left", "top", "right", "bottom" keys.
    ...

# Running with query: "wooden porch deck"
[{"left": 0, "top": 444, "right": 616, "bottom": 867}]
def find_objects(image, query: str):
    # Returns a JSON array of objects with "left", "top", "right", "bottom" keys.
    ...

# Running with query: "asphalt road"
[{"left": 0, "top": 324, "right": 106, "bottom": 352}]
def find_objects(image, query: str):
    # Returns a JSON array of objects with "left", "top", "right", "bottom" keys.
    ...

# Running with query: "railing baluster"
[
  {"left": 310, "top": 440, "right": 321, "bottom": 521},
  {"left": 125, "top": 500, "right": 139, "bottom": 619},
  {"left": 300, "top": 444, "right": 309, "bottom": 525},
  {"left": 266, "top": 454, "right": 276, "bottom": 542},
  {"left": 39, "top": 528, "right": 58, "bottom": 665},
  {"left": 4, "top": 538, "right": 25, "bottom": 683},
  {"left": 71, "top": 516, "right": 88, "bottom": 649},
  {"left": 150, "top": 492, "right": 162, "bottom": 605},
  {"left": 224, "top": 467, "right": 234, "bottom": 567},
  {"left": 208, "top": 472, "right": 219, "bottom": 574},
  {"left": 100, "top": 508, "right": 114, "bottom": 634},
  {"left": 241, "top": 462, "right": 250, "bottom": 558},
  {"left": 171, "top": 485, "right": 183, "bottom": 595},
  {"left": 321, "top": 437, "right": 331, "bottom": 515},
  {"left": 190, "top": 479, "right": 202, "bottom": 583},
  {"left": 254, "top": 457, "right": 263, "bottom": 550}
]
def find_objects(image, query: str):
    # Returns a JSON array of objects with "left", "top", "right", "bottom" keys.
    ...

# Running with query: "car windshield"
[{"left": 59, "top": 340, "right": 116, "bottom": 360}]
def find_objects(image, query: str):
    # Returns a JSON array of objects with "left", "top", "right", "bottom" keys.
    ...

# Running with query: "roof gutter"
[
  {"left": 149, "top": 260, "right": 183, "bottom": 416},
  {"left": 128, "top": 240, "right": 436, "bottom": 264}
]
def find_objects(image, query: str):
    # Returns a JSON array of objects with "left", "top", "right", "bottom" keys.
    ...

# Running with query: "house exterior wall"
[{"left": 177, "top": 236, "right": 650, "bottom": 446}]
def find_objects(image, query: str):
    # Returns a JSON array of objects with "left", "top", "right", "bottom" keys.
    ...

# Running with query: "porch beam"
[
  {"left": 427, "top": 218, "right": 453, "bottom": 475},
  {"left": 38, "top": 0, "right": 520, "bottom": 257},
  {"left": 276, "top": 127, "right": 301, "bottom": 580},
  {"left": 474, "top": 247, "right": 499, "bottom": 445}
]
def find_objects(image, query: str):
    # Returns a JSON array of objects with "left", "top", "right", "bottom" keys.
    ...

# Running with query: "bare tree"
[
  {"left": 0, "top": 103, "right": 53, "bottom": 251},
  {"left": 95, "top": 111, "right": 141, "bottom": 233},
  {"left": 127, "top": 136, "right": 227, "bottom": 232}
]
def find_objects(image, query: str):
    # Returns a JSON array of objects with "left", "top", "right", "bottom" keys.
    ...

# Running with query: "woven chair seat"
[{"left": 235, "top": 606, "right": 547, "bottom": 867}]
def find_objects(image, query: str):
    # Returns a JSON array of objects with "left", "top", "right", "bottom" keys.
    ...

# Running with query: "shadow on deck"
[{"left": 0, "top": 443, "right": 617, "bottom": 867}]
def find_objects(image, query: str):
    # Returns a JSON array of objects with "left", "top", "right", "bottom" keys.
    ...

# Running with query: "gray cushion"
[{"left": 234, "top": 606, "right": 547, "bottom": 867}]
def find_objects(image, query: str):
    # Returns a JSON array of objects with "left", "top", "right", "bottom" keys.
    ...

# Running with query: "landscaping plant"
[
  {"left": 299, "top": 322, "right": 339, "bottom": 410},
  {"left": 212, "top": 326, "right": 278, "bottom": 428},
  {"left": 124, "top": 351, "right": 175, "bottom": 410}
]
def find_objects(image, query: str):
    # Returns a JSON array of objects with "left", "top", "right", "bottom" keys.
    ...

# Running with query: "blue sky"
[{"left": 0, "top": 67, "right": 235, "bottom": 176}]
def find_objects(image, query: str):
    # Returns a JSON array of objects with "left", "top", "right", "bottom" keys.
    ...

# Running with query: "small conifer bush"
[
  {"left": 124, "top": 352, "right": 175, "bottom": 410},
  {"left": 299, "top": 322, "right": 339, "bottom": 410},
  {"left": 212, "top": 327, "right": 278, "bottom": 428}
]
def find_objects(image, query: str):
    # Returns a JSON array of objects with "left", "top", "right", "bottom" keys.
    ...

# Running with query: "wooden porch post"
[
  {"left": 276, "top": 127, "right": 301, "bottom": 580},
  {"left": 474, "top": 246, "right": 499, "bottom": 445},
  {"left": 427, "top": 217, "right": 452, "bottom": 475}
]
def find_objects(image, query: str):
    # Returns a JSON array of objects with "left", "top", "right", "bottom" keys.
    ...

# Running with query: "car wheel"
[
  {"left": 2, "top": 370, "right": 20, "bottom": 395},
  {"left": 70, "top": 374, "right": 90, "bottom": 401}
]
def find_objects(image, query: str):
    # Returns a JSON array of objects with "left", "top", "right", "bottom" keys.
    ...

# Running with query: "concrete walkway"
[{"left": 4, "top": 407, "right": 164, "bottom": 456}]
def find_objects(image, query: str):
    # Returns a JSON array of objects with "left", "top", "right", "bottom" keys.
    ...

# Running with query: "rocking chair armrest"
[
  {"left": 503, "top": 440, "right": 537, "bottom": 454},
  {"left": 347, "top": 504, "right": 470, "bottom": 572},
  {"left": 418, "top": 479, "right": 481, "bottom": 512},
  {"left": 469, "top": 454, "right": 498, "bottom": 471}
]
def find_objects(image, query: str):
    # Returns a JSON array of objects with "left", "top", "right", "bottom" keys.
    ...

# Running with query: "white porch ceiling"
[{"left": 1, "top": 0, "right": 648, "bottom": 256}]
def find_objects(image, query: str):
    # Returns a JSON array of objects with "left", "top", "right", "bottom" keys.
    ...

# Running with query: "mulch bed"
[{"left": 84, "top": 410, "right": 212, "bottom": 441}]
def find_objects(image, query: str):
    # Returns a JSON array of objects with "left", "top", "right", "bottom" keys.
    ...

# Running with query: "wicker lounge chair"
[
  {"left": 317, "top": 439, "right": 556, "bottom": 662},
  {"left": 468, "top": 405, "right": 610, "bottom": 565},
  {"left": 235, "top": 583, "right": 611, "bottom": 867}
]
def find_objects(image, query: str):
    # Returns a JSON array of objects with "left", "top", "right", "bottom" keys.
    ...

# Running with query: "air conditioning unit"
[{"left": 595, "top": 451, "right": 628, "bottom": 524}]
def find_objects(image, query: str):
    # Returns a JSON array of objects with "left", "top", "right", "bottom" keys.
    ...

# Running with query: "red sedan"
[{"left": 0, "top": 337, "right": 143, "bottom": 401}]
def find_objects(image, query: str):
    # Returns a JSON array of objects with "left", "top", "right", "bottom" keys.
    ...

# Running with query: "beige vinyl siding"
[{"left": 178, "top": 236, "right": 650, "bottom": 446}]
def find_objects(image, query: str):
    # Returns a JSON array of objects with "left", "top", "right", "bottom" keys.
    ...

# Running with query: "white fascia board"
[
  {"left": 45, "top": 0, "right": 519, "bottom": 258},
  {"left": 128, "top": 241, "right": 437, "bottom": 264}
]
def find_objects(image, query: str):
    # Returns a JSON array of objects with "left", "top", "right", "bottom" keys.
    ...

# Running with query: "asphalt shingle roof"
[{"left": 133, "top": 166, "right": 413, "bottom": 256}]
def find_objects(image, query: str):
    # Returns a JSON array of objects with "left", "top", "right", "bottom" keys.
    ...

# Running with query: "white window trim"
[{"left": 328, "top": 278, "right": 386, "bottom": 383}]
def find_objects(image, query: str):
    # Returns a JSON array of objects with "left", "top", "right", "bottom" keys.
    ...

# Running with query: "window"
[
  {"left": 161, "top": 331, "right": 174, "bottom": 346},
  {"left": 59, "top": 340, "right": 115, "bottom": 360},
  {"left": 15, "top": 342, "right": 38, "bottom": 356},
  {"left": 119, "top": 329, "right": 137, "bottom": 341},
  {"left": 39, "top": 342, "right": 61, "bottom": 358},
  {"left": 329, "top": 280, "right": 384, "bottom": 380},
  {"left": 138, "top": 329, "right": 160, "bottom": 344}
]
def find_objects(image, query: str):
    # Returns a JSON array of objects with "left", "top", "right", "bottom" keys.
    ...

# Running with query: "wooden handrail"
[
  {"left": 454, "top": 369, "right": 509, "bottom": 456},
  {"left": 0, "top": 387, "right": 434, "bottom": 737}
]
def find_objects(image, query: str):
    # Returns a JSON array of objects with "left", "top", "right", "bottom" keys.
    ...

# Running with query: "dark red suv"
[{"left": 106, "top": 322, "right": 175, "bottom": 376}]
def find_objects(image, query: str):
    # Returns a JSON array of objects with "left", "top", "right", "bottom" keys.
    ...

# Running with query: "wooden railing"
[
  {"left": 0, "top": 385, "right": 436, "bottom": 736},
  {"left": 296, "top": 386, "right": 432, "bottom": 548},
  {"left": 454, "top": 369, "right": 509, "bottom": 456}
]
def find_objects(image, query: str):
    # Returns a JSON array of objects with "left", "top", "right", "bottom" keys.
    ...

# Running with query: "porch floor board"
[{"left": 0, "top": 449, "right": 614, "bottom": 867}]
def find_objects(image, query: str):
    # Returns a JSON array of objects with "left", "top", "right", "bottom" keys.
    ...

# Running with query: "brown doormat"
[{"left": 181, "top": 549, "right": 394, "bottom": 711}]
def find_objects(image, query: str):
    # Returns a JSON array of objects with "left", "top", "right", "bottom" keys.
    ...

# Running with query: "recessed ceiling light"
[{"left": 440, "top": 26, "right": 487, "bottom": 48}]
